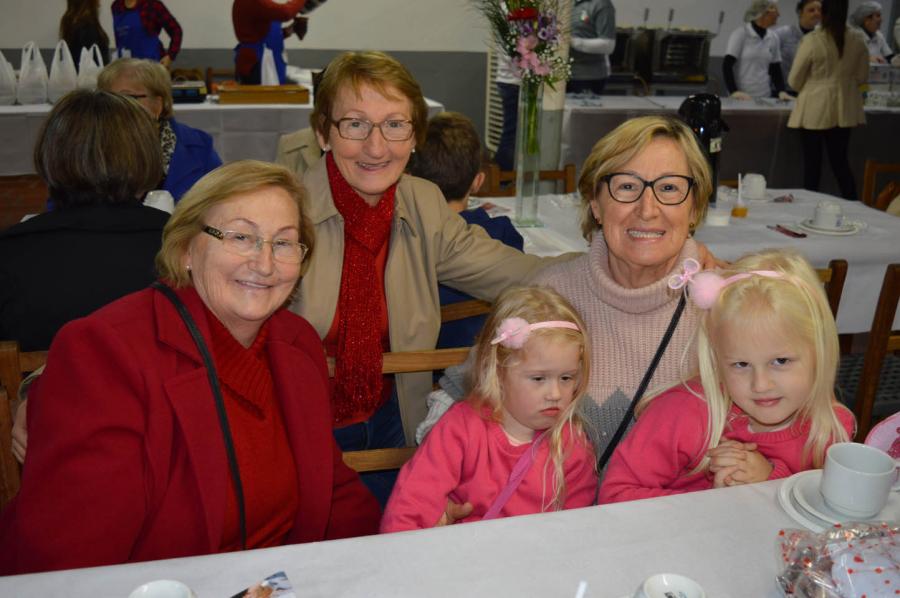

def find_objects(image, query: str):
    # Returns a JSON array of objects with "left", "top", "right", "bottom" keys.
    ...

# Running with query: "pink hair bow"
[
  {"left": 668, "top": 258, "right": 783, "bottom": 309},
  {"left": 491, "top": 317, "right": 581, "bottom": 349}
]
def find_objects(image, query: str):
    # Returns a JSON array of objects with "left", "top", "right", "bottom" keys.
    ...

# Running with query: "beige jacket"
[
  {"left": 788, "top": 28, "right": 869, "bottom": 130},
  {"left": 291, "top": 158, "right": 553, "bottom": 444},
  {"left": 275, "top": 127, "right": 323, "bottom": 178}
]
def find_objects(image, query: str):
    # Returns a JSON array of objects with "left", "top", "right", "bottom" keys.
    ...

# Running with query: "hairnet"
[
  {"left": 849, "top": 1, "right": 881, "bottom": 28},
  {"left": 745, "top": 0, "right": 778, "bottom": 22}
]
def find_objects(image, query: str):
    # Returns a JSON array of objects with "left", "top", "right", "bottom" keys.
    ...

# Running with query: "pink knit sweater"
[{"left": 532, "top": 235, "right": 702, "bottom": 455}]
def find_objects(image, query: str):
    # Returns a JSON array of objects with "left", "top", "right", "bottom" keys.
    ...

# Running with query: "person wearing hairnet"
[
  {"left": 849, "top": 1, "right": 898, "bottom": 64},
  {"left": 724, "top": 0, "right": 792, "bottom": 100},
  {"left": 774, "top": 0, "right": 821, "bottom": 93}
]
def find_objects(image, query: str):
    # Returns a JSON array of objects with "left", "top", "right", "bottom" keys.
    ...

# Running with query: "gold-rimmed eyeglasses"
[{"left": 202, "top": 226, "right": 308, "bottom": 264}]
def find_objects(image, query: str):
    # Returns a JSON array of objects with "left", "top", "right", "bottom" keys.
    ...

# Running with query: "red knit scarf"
[{"left": 326, "top": 153, "right": 396, "bottom": 422}]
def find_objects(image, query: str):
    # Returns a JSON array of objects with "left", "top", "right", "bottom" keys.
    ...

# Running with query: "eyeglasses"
[
  {"left": 601, "top": 173, "right": 695, "bottom": 205},
  {"left": 123, "top": 93, "right": 149, "bottom": 100},
  {"left": 202, "top": 226, "right": 308, "bottom": 264},
  {"left": 329, "top": 117, "right": 415, "bottom": 141}
]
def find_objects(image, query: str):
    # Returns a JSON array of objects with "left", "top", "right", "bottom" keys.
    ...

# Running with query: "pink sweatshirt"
[
  {"left": 599, "top": 381, "right": 856, "bottom": 504},
  {"left": 381, "top": 401, "right": 597, "bottom": 532}
]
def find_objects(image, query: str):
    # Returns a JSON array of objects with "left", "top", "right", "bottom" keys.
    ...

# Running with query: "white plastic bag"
[
  {"left": 16, "top": 41, "right": 48, "bottom": 105},
  {"left": 48, "top": 40, "right": 78, "bottom": 103},
  {"left": 76, "top": 44, "right": 104, "bottom": 90},
  {"left": 261, "top": 46, "right": 279, "bottom": 86},
  {"left": 0, "top": 51, "right": 16, "bottom": 106}
]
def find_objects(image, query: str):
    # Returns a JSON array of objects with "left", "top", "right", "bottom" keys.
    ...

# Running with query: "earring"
[
  {"left": 411, "top": 148, "right": 416, "bottom": 154},
  {"left": 186, "top": 265, "right": 191, "bottom": 272},
  {"left": 322, "top": 144, "right": 331, "bottom": 152}
]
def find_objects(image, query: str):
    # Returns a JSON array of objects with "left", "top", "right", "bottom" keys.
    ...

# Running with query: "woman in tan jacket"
[{"left": 787, "top": 0, "right": 869, "bottom": 200}]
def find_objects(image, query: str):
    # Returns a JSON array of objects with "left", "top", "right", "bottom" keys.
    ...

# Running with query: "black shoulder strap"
[
  {"left": 597, "top": 292, "right": 688, "bottom": 471},
  {"left": 151, "top": 281, "right": 247, "bottom": 550}
]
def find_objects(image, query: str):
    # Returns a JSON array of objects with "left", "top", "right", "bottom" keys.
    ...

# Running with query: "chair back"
[
  {"left": 0, "top": 341, "right": 48, "bottom": 507},
  {"left": 854, "top": 264, "right": 900, "bottom": 439},
  {"left": 337, "top": 347, "right": 471, "bottom": 473},
  {"left": 481, "top": 163, "right": 577, "bottom": 197},
  {"left": 816, "top": 259, "right": 848, "bottom": 320},
  {"left": 440, "top": 299, "right": 492, "bottom": 323},
  {"left": 862, "top": 160, "right": 900, "bottom": 209}
]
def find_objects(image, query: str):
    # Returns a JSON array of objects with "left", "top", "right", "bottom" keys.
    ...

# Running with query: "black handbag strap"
[
  {"left": 596, "top": 292, "right": 687, "bottom": 471},
  {"left": 152, "top": 281, "right": 247, "bottom": 550}
]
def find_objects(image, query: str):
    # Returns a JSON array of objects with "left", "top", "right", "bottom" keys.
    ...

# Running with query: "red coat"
[{"left": 0, "top": 286, "right": 380, "bottom": 574}]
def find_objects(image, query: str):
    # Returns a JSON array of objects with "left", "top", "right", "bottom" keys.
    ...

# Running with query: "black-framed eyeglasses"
[
  {"left": 202, "top": 226, "right": 308, "bottom": 264},
  {"left": 329, "top": 117, "right": 415, "bottom": 141},
  {"left": 601, "top": 173, "right": 695, "bottom": 205}
]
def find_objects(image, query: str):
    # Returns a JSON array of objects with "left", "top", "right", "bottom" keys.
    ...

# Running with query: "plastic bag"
[
  {"left": 261, "top": 46, "right": 279, "bottom": 86},
  {"left": 16, "top": 41, "right": 48, "bottom": 105},
  {"left": 76, "top": 44, "right": 104, "bottom": 90},
  {"left": 47, "top": 40, "right": 78, "bottom": 103},
  {"left": 0, "top": 51, "right": 16, "bottom": 106},
  {"left": 776, "top": 522, "right": 900, "bottom": 597}
]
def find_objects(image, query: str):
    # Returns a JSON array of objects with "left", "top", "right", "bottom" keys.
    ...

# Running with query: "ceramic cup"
[
  {"left": 144, "top": 189, "right": 175, "bottom": 214},
  {"left": 633, "top": 573, "right": 707, "bottom": 598},
  {"left": 128, "top": 580, "right": 197, "bottom": 598},
  {"left": 820, "top": 442, "right": 899, "bottom": 519},
  {"left": 742, "top": 173, "right": 766, "bottom": 200},
  {"left": 813, "top": 200, "right": 843, "bottom": 229}
]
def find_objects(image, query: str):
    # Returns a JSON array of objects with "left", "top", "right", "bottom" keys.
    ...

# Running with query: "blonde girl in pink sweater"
[
  {"left": 381, "top": 286, "right": 598, "bottom": 532},
  {"left": 600, "top": 250, "right": 854, "bottom": 503}
]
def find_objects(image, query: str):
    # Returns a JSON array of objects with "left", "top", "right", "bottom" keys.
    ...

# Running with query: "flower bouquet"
[{"left": 475, "top": 0, "right": 571, "bottom": 225}]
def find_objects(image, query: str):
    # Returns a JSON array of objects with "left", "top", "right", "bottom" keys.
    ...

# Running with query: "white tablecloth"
[
  {"left": 0, "top": 480, "right": 799, "bottom": 597},
  {"left": 0, "top": 98, "right": 445, "bottom": 176},
  {"left": 473, "top": 189, "right": 900, "bottom": 333}
]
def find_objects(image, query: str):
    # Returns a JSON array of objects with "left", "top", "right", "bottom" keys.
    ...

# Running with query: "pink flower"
[{"left": 516, "top": 34, "right": 538, "bottom": 55}]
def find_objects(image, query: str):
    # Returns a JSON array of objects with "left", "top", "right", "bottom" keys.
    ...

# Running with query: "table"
[
  {"left": 0, "top": 98, "right": 445, "bottom": 177},
  {"left": 0, "top": 480, "right": 799, "bottom": 597},
  {"left": 473, "top": 189, "right": 900, "bottom": 333},
  {"left": 561, "top": 96, "right": 900, "bottom": 196}
]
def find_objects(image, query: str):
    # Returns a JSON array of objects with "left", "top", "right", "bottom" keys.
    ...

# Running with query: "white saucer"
[
  {"left": 797, "top": 219, "right": 860, "bottom": 236},
  {"left": 778, "top": 470, "right": 900, "bottom": 532}
]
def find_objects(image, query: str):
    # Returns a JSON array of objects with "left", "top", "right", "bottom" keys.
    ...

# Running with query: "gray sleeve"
[{"left": 594, "top": 1, "right": 616, "bottom": 40}]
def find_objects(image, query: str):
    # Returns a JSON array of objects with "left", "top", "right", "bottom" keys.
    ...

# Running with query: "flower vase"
[{"left": 513, "top": 78, "right": 544, "bottom": 227}]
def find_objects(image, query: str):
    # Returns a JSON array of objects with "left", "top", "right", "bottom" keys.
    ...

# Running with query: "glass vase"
[{"left": 513, "top": 78, "right": 544, "bottom": 227}]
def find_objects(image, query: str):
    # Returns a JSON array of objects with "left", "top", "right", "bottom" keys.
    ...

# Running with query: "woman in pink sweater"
[
  {"left": 599, "top": 250, "right": 855, "bottom": 503},
  {"left": 381, "top": 286, "right": 597, "bottom": 532}
]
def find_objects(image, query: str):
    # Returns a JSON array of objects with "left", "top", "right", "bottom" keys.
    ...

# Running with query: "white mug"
[
  {"left": 813, "top": 200, "right": 843, "bottom": 229},
  {"left": 820, "top": 442, "right": 899, "bottom": 519},
  {"left": 128, "top": 580, "right": 197, "bottom": 598},
  {"left": 742, "top": 173, "right": 766, "bottom": 200},
  {"left": 633, "top": 573, "right": 706, "bottom": 598}
]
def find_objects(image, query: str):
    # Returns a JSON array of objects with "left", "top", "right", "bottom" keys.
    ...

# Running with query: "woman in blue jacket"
[{"left": 98, "top": 58, "right": 222, "bottom": 201}]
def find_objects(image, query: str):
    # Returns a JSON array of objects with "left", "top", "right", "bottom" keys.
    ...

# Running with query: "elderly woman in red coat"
[{"left": 0, "top": 160, "right": 379, "bottom": 574}]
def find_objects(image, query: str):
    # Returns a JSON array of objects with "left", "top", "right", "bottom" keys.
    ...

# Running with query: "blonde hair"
[
  {"left": 687, "top": 249, "right": 850, "bottom": 472},
  {"left": 470, "top": 286, "right": 594, "bottom": 510},
  {"left": 310, "top": 51, "right": 428, "bottom": 147},
  {"left": 577, "top": 115, "right": 712, "bottom": 241},
  {"left": 156, "top": 160, "right": 315, "bottom": 287},
  {"left": 98, "top": 58, "right": 174, "bottom": 120}
]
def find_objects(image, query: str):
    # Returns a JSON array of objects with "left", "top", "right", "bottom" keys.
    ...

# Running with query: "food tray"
[{"left": 217, "top": 84, "right": 310, "bottom": 105}]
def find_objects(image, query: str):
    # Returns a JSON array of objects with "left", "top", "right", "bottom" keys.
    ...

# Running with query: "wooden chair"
[
  {"left": 338, "top": 347, "right": 471, "bottom": 473},
  {"left": 853, "top": 264, "right": 900, "bottom": 440},
  {"left": 816, "top": 259, "right": 848, "bottom": 320},
  {"left": 483, "top": 163, "right": 577, "bottom": 197},
  {"left": 861, "top": 160, "right": 900, "bottom": 209},
  {"left": 440, "top": 299, "right": 492, "bottom": 323},
  {"left": 0, "top": 341, "right": 48, "bottom": 508}
]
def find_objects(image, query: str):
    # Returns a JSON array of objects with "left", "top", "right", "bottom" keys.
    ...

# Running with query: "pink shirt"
[
  {"left": 381, "top": 401, "right": 597, "bottom": 532},
  {"left": 599, "top": 381, "right": 856, "bottom": 504}
]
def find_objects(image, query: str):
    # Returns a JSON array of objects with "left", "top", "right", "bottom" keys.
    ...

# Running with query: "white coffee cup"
[
  {"left": 742, "top": 173, "right": 766, "bottom": 200},
  {"left": 144, "top": 189, "right": 175, "bottom": 214},
  {"left": 820, "top": 442, "right": 899, "bottom": 519},
  {"left": 633, "top": 573, "right": 706, "bottom": 598},
  {"left": 128, "top": 580, "right": 197, "bottom": 598},
  {"left": 813, "top": 200, "right": 843, "bottom": 229}
]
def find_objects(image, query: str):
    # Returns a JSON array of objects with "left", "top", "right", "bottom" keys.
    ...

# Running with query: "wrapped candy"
[{"left": 776, "top": 522, "right": 900, "bottom": 597}]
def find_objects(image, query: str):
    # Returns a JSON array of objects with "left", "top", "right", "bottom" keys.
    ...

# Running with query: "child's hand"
[
  {"left": 435, "top": 500, "right": 473, "bottom": 527},
  {"left": 712, "top": 465, "right": 741, "bottom": 488},
  {"left": 707, "top": 440, "right": 758, "bottom": 473},
  {"left": 724, "top": 449, "right": 773, "bottom": 485}
]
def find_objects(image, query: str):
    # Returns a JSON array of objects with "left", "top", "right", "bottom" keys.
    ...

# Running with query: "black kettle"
[{"left": 678, "top": 94, "right": 729, "bottom": 204}]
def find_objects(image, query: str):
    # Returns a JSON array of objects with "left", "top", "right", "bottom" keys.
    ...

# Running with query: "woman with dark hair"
[
  {"left": 0, "top": 89, "right": 167, "bottom": 352},
  {"left": 59, "top": 0, "right": 110, "bottom": 66},
  {"left": 788, "top": 0, "right": 869, "bottom": 200}
]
